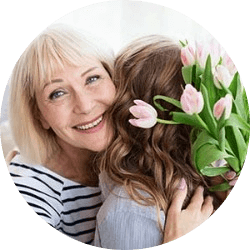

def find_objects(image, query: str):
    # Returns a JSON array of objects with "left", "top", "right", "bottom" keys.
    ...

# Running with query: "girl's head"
[
  {"left": 101, "top": 35, "right": 204, "bottom": 212},
  {"left": 9, "top": 25, "right": 115, "bottom": 164}
]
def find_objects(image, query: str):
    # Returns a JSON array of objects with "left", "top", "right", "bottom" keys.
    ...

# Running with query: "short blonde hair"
[{"left": 9, "top": 24, "right": 114, "bottom": 164}]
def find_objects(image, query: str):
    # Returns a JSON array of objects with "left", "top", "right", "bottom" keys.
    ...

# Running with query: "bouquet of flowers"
[{"left": 129, "top": 40, "right": 250, "bottom": 191}]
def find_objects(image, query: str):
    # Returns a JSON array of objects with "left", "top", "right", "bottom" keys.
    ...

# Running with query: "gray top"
[{"left": 94, "top": 172, "right": 165, "bottom": 249}]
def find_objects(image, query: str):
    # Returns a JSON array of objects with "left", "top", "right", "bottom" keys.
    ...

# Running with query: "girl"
[{"left": 94, "top": 35, "right": 214, "bottom": 249}]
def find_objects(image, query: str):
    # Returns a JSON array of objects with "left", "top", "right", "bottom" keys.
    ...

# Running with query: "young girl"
[{"left": 94, "top": 35, "right": 214, "bottom": 249}]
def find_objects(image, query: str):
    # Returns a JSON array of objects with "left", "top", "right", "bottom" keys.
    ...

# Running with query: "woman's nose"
[{"left": 73, "top": 92, "right": 95, "bottom": 114}]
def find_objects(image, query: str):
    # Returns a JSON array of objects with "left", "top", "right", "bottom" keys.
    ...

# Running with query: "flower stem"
[
  {"left": 194, "top": 113, "right": 210, "bottom": 133},
  {"left": 156, "top": 118, "right": 180, "bottom": 125}
]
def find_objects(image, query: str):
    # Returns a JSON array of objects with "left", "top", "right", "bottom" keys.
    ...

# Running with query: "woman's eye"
[
  {"left": 86, "top": 75, "right": 100, "bottom": 85},
  {"left": 49, "top": 90, "right": 65, "bottom": 100}
]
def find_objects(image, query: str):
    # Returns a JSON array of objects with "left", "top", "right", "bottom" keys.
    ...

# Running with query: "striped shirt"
[{"left": 8, "top": 154, "right": 102, "bottom": 245}]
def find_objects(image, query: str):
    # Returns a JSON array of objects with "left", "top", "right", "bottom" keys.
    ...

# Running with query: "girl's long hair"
[{"left": 99, "top": 35, "right": 206, "bottom": 229}]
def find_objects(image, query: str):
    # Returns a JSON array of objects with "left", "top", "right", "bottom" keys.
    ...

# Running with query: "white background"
[
  {"left": 0, "top": 0, "right": 214, "bottom": 124},
  {"left": 0, "top": 0, "right": 217, "bottom": 156}
]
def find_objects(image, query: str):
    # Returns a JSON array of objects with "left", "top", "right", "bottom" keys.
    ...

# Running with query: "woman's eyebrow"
[
  {"left": 51, "top": 79, "right": 63, "bottom": 83},
  {"left": 43, "top": 79, "right": 63, "bottom": 90},
  {"left": 43, "top": 67, "right": 98, "bottom": 89},
  {"left": 81, "top": 67, "right": 98, "bottom": 77}
]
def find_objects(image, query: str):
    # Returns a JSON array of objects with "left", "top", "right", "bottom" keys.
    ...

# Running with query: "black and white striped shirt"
[{"left": 8, "top": 154, "right": 102, "bottom": 245}]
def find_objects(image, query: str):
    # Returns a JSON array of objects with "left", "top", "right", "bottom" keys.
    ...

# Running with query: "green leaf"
[
  {"left": 153, "top": 95, "right": 182, "bottom": 111},
  {"left": 193, "top": 65, "right": 204, "bottom": 89},
  {"left": 192, "top": 131, "right": 218, "bottom": 168},
  {"left": 201, "top": 55, "right": 217, "bottom": 108},
  {"left": 195, "top": 144, "right": 231, "bottom": 170},
  {"left": 209, "top": 181, "right": 231, "bottom": 192},
  {"left": 182, "top": 65, "right": 193, "bottom": 84},
  {"left": 200, "top": 166, "right": 231, "bottom": 177},
  {"left": 229, "top": 72, "right": 239, "bottom": 99},
  {"left": 228, "top": 73, "right": 248, "bottom": 121},
  {"left": 232, "top": 126, "right": 248, "bottom": 167},
  {"left": 199, "top": 84, "right": 218, "bottom": 138},
  {"left": 192, "top": 130, "right": 218, "bottom": 152},
  {"left": 224, "top": 113, "right": 250, "bottom": 133},
  {"left": 171, "top": 112, "right": 208, "bottom": 131},
  {"left": 225, "top": 156, "right": 240, "bottom": 173},
  {"left": 179, "top": 40, "right": 187, "bottom": 47}
]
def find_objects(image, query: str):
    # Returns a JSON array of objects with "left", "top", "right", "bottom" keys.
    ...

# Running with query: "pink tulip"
[
  {"left": 129, "top": 100, "right": 157, "bottom": 128},
  {"left": 196, "top": 39, "right": 222, "bottom": 68},
  {"left": 214, "top": 65, "right": 233, "bottom": 89},
  {"left": 222, "top": 53, "right": 237, "bottom": 75},
  {"left": 181, "top": 45, "right": 196, "bottom": 66},
  {"left": 213, "top": 94, "right": 232, "bottom": 120},
  {"left": 180, "top": 84, "right": 204, "bottom": 115}
]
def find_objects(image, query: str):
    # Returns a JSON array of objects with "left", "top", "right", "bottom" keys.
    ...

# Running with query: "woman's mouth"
[{"left": 73, "top": 115, "right": 105, "bottom": 133}]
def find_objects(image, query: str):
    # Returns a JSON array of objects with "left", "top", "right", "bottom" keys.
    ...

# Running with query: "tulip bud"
[
  {"left": 222, "top": 53, "right": 237, "bottom": 75},
  {"left": 181, "top": 45, "right": 196, "bottom": 66},
  {"left": 214, "top": 65, "right": 233, "bottom": 89},
  {"left": 180, "top": 84, "right": 204, "bottom": 115},
  {"left": 129, "top": 100, "right": 157, "bottom": 128},
  {"left": 213, "top": 94, "right": 232, "bottom": 120},
  {"left": 196, "top": 40, "right": 221, "bottom": 68}
]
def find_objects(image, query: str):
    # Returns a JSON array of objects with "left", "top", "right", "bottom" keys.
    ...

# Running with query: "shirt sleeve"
[
  {"left": 96, "top": 210, "right": 163, "bottom": 250},
  {"left": 9, "top": 165, "right": 62, "bottom": 228}
]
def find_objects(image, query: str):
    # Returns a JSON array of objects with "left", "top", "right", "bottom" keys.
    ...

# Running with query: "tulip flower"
[
  {"left": 181, "top": 45, "right": 196, "bottom": 66},
  {"left": 180, "top": 84, "right": 204, "bottom": 115},
  {"left": 214, "top": 65, "right": 233, "bottom": 89},
  {"left": 222, "top": 53, "right": 237, "bottom": 76},
  {"left": 129, "top": 100, "right": 157, "bottom": 128},
  {"left": 213, "top": 94, "right": 232, "bottom": 120},
  {"left": 196, "top": 39, "right": 222, "bottom": 68}
]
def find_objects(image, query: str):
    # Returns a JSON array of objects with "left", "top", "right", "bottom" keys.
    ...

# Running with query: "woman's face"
[{"left": 36, "top": 56, "right": 116, "bottom": 153}]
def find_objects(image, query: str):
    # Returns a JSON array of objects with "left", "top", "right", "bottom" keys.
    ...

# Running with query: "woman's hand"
[{"left": 163, "top": 179, "right": 214, "bottom": 243}]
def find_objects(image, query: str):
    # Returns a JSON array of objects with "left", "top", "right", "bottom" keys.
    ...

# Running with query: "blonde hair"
[{"left": 9, "top": 25, "right": 114, "bottom": 164}]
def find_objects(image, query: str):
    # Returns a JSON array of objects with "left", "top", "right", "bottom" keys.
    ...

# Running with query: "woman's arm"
[{"left": 163, "top": 179, "right": 214, "bottom": 243}]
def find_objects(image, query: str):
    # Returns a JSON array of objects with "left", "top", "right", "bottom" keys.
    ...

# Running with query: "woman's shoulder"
[{"left": 8, "top": 154, "right": 67, "bottom": 195}]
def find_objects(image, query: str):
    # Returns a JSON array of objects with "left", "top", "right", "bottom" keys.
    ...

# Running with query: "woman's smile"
[{"left": 73, "top": 114, "right": 105, "bottom": 134}]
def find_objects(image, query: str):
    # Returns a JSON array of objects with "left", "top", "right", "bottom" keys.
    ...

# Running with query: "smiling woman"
[
  {"left": 7, "top": 24, "right": 115, "bottom": 244},
  {"left": 9, "top": 25, "right": 115, "bottom": 165},
  {"left": 36, "top": 61, "right": 115, "bottom": 153}
]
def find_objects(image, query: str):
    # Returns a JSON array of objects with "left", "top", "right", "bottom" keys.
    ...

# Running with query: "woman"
[
  {"left": 8, "top": 25, "right": 115, "bottom": 244},
  {"left": 94, "top": 35, "right": 214, "bottom": 249},
  {"left": 7, "top": 26, "right": 215, "bottom": 246}
]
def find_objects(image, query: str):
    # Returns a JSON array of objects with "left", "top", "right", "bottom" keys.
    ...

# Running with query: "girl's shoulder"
[{"left": 98, "top": 183, "right": 165, "bottom": 225}]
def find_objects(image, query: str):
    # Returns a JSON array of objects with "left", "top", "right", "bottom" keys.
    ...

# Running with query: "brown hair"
[{"left": 99, "top": 35, "right": 207, "bottom": 229}]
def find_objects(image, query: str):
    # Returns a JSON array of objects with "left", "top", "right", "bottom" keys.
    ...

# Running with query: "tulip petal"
[
  {"left": 133, "top": 100, "right": 158, "bottom": 116},
  {"left": 129, "top": 118, "right": 157, "bottom": 128},
  {"left": 129, "top": 105, "right": 155, "bottom": 119}
]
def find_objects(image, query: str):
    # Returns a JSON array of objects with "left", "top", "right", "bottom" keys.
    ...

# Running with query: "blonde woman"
[{"left": 8, "top": 25, "right": 115, "bottom": 244}]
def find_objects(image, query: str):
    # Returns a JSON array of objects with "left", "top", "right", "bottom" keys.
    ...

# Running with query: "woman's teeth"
[{"left": 75, "top": 116, "right": 103, "bottom": 130}]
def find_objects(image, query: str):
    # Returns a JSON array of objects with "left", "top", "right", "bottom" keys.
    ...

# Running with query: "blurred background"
[{"left": 0, "top": 0, "right": 213, "bottom": 157}]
